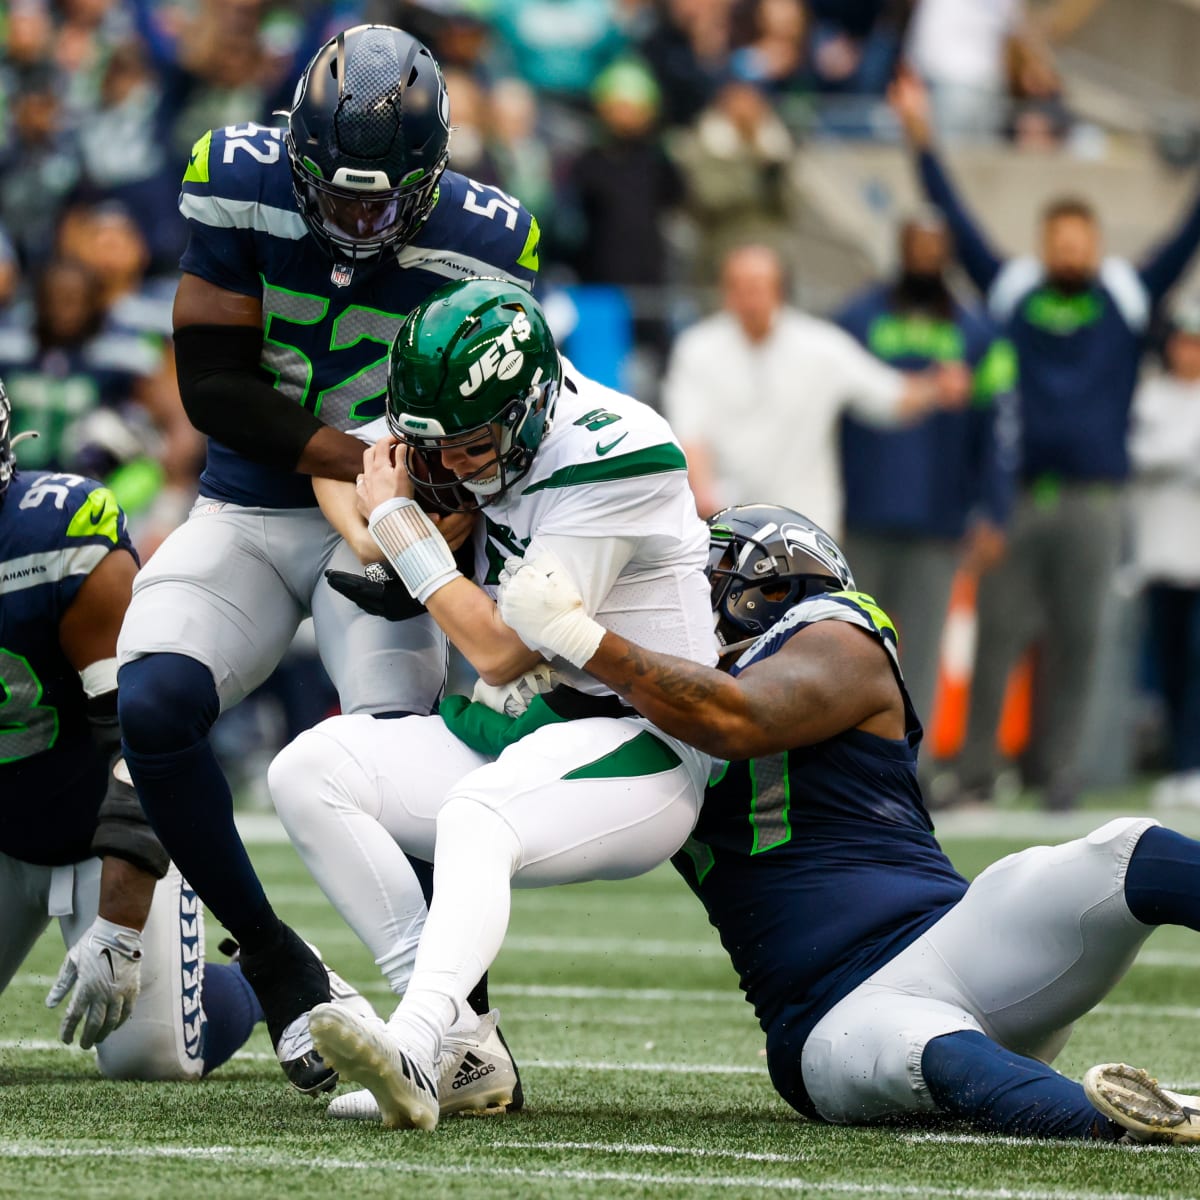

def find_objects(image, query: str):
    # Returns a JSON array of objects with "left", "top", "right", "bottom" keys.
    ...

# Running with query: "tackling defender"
[
  {"left": 114, "top": 25, "right": 539, "bottom": 1092},
  {"left": 267, "top": 277, "right": 715, "bottom": 1130},
  {"left": 488, "top": 504, "right": 1200, "bottom": 1145},
  {"left": 0, "top": 381, "right": 261, "bottom": 1080}
]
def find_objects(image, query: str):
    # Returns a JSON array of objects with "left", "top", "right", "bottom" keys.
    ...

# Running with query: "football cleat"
[
  {"left": 1083, "top": 1062, "right": 1200, "bottom": 1144},
  {"left": 234, "top": 925, "right": 338, "bottom": 1095},
  {"left": 310, "top": 1004, "right": 439, "bottom": 1130},
  {"left": 326, "top": 1008, "right": 523, "bottom": 1121}
]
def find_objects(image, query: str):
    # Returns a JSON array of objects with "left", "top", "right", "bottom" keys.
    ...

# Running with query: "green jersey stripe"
[{"left": 523, "top": 443, "right": 687, "bottom": 494}]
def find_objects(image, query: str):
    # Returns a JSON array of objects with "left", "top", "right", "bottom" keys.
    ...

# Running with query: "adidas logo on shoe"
[{"left": 452, "top": 1051, "right": 497, "bottom": 1090}]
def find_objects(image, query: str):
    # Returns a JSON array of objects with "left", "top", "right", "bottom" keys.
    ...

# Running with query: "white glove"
[
  {"left": 46, "top": 917, "right": 143, "bottom": 1049},
  {"left": 498, "top": 551, "right": 605, "bottom": 670},
  {"left": 472, "top": 662, "right": 560, "bottom": 716}
]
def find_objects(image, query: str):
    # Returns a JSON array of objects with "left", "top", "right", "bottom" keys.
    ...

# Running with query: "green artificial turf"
[{"left": 2, "top": 799, "right": 1198, "bottom": 1199}]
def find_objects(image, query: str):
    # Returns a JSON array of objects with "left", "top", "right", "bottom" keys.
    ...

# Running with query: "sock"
[
  {"left": 391, "top": 797, "right": 520, "bottom": 1063},
  {"left": 119, "top": 654, "right": 281, "bottom": 951},
  {"left": 923, "top": 1030, "right": 1124, "bottom": 1140},
  {"left": 1124, "top": 825, "right": 1200, "bottom": 928},
  {"left": 122, "top": 736, "right": 281, "bottom": 950},
  {"left": 405, "top": 851, "right": 491, "bottom": 1013},
  {"left": 200, "top": 962, "right": 264, "bottom": 1076}
]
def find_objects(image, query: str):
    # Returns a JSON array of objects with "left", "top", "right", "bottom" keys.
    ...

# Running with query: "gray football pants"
[{"left": 957, "top": 484, "right": 1124, "bottom": 800}]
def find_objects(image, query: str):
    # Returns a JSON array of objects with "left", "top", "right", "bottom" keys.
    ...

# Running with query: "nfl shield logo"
[{"left": 331, "top": 263, "right": 354, "bottom": 288}]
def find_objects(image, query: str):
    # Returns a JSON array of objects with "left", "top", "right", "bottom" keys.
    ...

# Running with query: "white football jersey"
[{"left": 478, "top": 360, "right": 716, "bottom": 693}]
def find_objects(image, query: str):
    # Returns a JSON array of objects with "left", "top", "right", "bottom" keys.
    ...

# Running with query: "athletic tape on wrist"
[{"left": 369, "top": 498, "right": 461, "bottom": 603}]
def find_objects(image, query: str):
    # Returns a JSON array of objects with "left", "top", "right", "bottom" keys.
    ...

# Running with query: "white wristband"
[
  {"left": 368, "top": 498, "right": 461, "bottom": 604},
  {"left": 539, "top": 608, "right": 606, "bottom": 670}
]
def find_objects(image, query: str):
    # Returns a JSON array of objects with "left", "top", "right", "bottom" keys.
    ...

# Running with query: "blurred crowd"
[{"left": 3, "top": 0, "right": 1198, "bottom": 809}]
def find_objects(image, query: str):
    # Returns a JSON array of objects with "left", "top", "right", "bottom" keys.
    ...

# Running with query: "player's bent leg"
[
  {"left": 919, "top": 816, "right": 1159, "bottom": 1061},
  {"left": 1124, "top": 823, "right": 1200, "bottom": 930},
  {"left": 269, "top": 714, "right": 488, "bottom": 997}
]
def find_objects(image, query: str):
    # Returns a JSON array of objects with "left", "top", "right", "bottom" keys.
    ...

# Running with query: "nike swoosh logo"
[
  {"left": 89, "top": 506, "right": 105, "bottom": 526},
  {"left": 99, "top": 948, "right": 116, "bottom": 982},
  {"left": 595, "top": 433, "right": 628, "bottom": 456}
]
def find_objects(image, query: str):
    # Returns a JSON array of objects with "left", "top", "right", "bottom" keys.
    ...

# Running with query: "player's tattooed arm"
[{"left": 585, "top": 622, "right": 903, "bottom": 760}]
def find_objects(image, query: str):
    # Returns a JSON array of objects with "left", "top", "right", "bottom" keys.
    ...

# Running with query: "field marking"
[
  {"left": 493, "top": 1139, "right": 806, "bottom": 1163},
  {"left": 902, "top": 1133, "right": 1170, "bottom": 1153},
  {"left": 0, "top": 1141, "right": 1179, "bottom": 1200}
]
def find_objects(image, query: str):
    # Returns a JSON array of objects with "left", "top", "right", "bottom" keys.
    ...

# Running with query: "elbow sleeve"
[{"left": 174, "top": 324, "right": 325, "bottom": 470}]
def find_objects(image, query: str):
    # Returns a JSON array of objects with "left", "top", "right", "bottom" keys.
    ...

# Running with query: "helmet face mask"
[
  {"left": 386, "top": 279, "right": 561, "bottom": 513},
  {"left": 0, "top": 377, "right": 14, "bottom": 500},
  {"left": 707, "top": 504, "right": 855, "bottom": 649},
  {"left": 286, "top": 25, "right": 450, "bottom": 264}
]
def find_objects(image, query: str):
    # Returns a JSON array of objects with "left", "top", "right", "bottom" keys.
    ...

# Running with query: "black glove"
[{"left": 324, "top": 562, "right": 427, "bottom": 622}]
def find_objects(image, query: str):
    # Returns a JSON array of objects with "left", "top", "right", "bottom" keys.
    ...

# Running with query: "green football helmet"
[{"left": 387, "top": 278, "right": 562, "bottom": 511}]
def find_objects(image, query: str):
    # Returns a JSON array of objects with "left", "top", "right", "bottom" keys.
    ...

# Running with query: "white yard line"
[
  {"left": 902, "top": 1133, "right": 1169, "bottom": 1153},
  {"left": 0, "top": 1141, "right": 1176, "bottom": 1200}
]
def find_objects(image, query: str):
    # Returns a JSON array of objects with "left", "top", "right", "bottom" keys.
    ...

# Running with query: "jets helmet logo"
[{"left": 459, "top": 311, "right": 533, "bottom": 397}]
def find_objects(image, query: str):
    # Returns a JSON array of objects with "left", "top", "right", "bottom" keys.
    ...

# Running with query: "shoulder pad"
[
  {"left": 179, "top": 124, "right": 304, "bottom": 240},
  {"left": 15, "top": 473, "right": 130, "bottom": 550},
  {"left": 411, "top": 171, "right": 540, "bottom": 287}
]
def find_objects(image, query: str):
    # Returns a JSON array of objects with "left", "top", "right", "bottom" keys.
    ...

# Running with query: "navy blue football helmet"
[
  {"left": 707, "top": 504, "right": 855, "bottom": 648},
  {"left": 285, "top": 25, "right": 450, "bottom": 263}
]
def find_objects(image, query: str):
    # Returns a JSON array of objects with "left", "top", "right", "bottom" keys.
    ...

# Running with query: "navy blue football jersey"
[
  {"left": 178, "top": 122, "right": 541, "bottom": 509},
  {"left": 672, "top": 593, "right": 968, "bottom": 1070},
  {"left": 0, "top": 471, "right": 137, "bottom": 865}
]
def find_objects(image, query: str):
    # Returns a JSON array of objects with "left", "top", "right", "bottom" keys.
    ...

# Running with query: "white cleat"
[
  {"left": 327, "top": 1008, "right": 522, "bottom": 1122},
  {"left": 1084, "top": 1062, "right": 1200, "bottom": 1144},
  {"left": 309, "top": 1004, "right": 439, "bottom": 1131}
]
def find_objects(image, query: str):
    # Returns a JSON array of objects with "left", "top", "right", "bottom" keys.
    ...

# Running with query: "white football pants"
[
  {"left": 269, "top": 712, "right": 708, "bottom": 999},
  {"left": 0, "top": 856, "right": 205, "bottom": 1080}
]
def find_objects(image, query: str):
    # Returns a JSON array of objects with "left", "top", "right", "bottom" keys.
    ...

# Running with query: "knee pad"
[
  {"left": 118, "top": 653, "right": 221, "bottom": 754},
  {"left": 436, "top": 796, "right": 521, "bottom": 878},
  {"left": 266, "top": 730, "right": 332, "bottom": 827}
]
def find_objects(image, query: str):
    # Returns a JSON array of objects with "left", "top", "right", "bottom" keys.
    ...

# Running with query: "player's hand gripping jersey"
[
  {"left": 0, "top": 472, "right": 136, "bottom": 864},
  {"left": 179, "top": 122, "right": 539, "bottom": 509}
]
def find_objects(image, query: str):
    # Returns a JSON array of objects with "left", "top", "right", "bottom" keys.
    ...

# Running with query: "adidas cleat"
[
  {"left": 237, "top": 924, "right": 337, "bottom": 1095},
  {"left": 1084, "top": 1062, "right": 1200, "bottom": 1144},
  {"left": 327, "top": 1008, "right": 523, "bottom": 1122},
  {"left": 310, "top": 1004, "right": 439, "bottom": 1131}
]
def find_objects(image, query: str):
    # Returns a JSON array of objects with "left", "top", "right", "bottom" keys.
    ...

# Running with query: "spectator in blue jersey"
[
  {"left": 836, "top": 209, "right": 1017, "bottom": 733},
  {"left": 0, "top": 380, "right": 263, "bottom": 1083},
  {"left": 114, "top": 25, "right": 538, "bottom": 1100},
  {"left": 489, "top": 504, "right": 1200, "bottom": 1146},
  {"left": 891, "top": 70, "right": 1200, "bottom": 811}
]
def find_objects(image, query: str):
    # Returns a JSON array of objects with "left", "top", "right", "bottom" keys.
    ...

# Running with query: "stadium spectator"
[
  {"left": 487, "top": 77, "right": 556, "bottom": 233},
  {"left": 638, "top": 0, "right": 734, "bottom": 128},
  {"left": 728, "top": 0, "right": 808, "bottom": 99},
  {"left": 442, "top": 67, "right": 499, "bottom": 181},
  {"left": 0, "top": 61, "right": 80, "bottom": 270},
  {"left": 74, "top": 39, "right": 187, "bottom": 272},
  {"left": 0, "top": 225, "right": 18, "bottom": 313},
  {"left": 661, "top": 242, "right": 970, "bottom": 532},
  {"left": 672, "top": 76, "right": 797, "bottom": 280},
  {"left": 568, "top": 58, "right": 683, "bottom": 362},
  {"left": 836, "top": 209, "right": 1017, "bottom": 730},
  {"left": 1130, "top": 306, "right": 1200, "bottom": 811},
  {"left": 892, "top": 71, "right": 1200, "bottom": 811},
  {"left": 904, "top": 0, "right": 1057, "bottom": 142}
]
